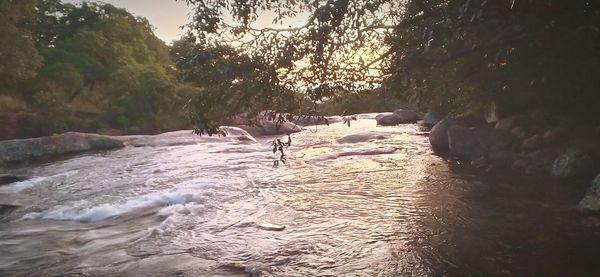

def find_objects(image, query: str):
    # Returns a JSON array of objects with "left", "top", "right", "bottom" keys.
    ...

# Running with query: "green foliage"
[
  {"left": 1, "top": 0, "right": 194, "bottom": 138},
  {"left": 387, "top": 0, "right": 600, "bottom": 116},
  {"left": 171, "top": 34, "right": 298, "bottom": 131},
  {"left": 0, "top": 0, "right": 43, "bottom": 84},
  {"left": 109, "top": 63, "right": 177, "bottom": 130},
  {"left": 184, "top": 0, "right": 600, "bottom": 119},
  {"left": 31, "top": 91, "right": 73, "bottom": 133}
]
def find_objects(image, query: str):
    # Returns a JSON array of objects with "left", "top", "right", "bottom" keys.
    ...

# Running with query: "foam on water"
[
  {"left": 23, "top": 184, "right": 212, "bottom": 222},
  {"left": 0, "top": 171, "right": 77, "bottom": 193}
]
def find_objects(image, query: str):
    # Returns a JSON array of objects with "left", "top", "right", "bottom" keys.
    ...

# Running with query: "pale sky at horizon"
[
  {"left": 63, "top": 0, "right": 312, "bottom": 44},
  {"left": 64, "top": 0, "right": 195, "bottom": 44}
]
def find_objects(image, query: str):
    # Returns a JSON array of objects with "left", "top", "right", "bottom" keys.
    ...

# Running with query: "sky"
[{"left": 64, "top": 0, "right": 195, "bottom": 44}]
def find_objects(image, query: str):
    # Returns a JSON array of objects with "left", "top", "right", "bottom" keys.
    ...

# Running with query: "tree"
[
  {"left": 34, "top": 1, "right": 172, "bottom": 96},
  {"left": 182, "top": 0, "right": 600, "bottom": 119},
  {"left": 2, "top": 0, "right": 185, "bottom": 137},
  {"left": 0, "top": 0, "right": 43, "bottom": 85},
  {"left": 170, "top": 34, "right": 299, "bottom": 131},
  {"left": 109, "top": 63, "right": 177, "bottom": 129}
]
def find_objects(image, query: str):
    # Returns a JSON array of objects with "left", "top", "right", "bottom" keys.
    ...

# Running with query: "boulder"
[
  {"left": 447, "top": 125, "right": 478, "bottom": 159},
  {"left": 521, "top": 135, "right": 542, "bottom": 151},
  {"left": 512, "top": 148, "right": 561, "bottom": 176},
  {"left": 551, "top": 148, "right": 597, "bottom": 179},
  {"left": 376, "top": 109, "right": 420, "bottom": 125},
  {"left": 542, "top": 127, "right": 567, "bottom": 146},
  {"left": 0, "top": 175, "right": 27, "bottom": 185},
  {"left": 578, "top": 174, "right": 600, "bottom": 211},
  {"left": 255, "top": 120, "right": 303, "bottom": 136},
  {"left": 447, "top": 125, "right": 519, "bottom": 160},
  {"left": 421, "top": 111, "right": 445, "bottom": 127},
  {"left": 394, "top": 109, "right": 421, "bottom": 122},
  {"left": 428, "top": 117, "right": 454, "bottom": 152},
  {"left": 336, "top": 131, "right": 388, "bottom": 144},
  {"left": 488, "top": 151, "right": 518, "bottom": 168},
  {"left": 511, "top": 127, "right": 528, "bottom": 140},
  {"left": 0, "top": 132, "right": 124, "bottom": 164},
  {"left": 495, "top": 115, "right": 524, "bottom": 131},
  {"left": 375, "top": 112, "right": 392, "bottom": 120},
  {"left": 453, "top": 114, "right": 485, "bottom": 127},
  {"left": 376, "top": 113, "right": 403, "bottom": 126}
]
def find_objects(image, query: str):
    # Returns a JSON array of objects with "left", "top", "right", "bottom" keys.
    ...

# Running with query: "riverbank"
[{"left": 424, "top": 109, "right": 600, "bottom": 212}]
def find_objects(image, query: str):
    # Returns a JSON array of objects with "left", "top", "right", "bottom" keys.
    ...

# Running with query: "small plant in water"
[{"left": 273, "top": 135, "right": 292, "bottom": 167}]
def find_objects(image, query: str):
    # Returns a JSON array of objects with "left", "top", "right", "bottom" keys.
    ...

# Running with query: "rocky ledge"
[{"left": 0, "top": 132, "right": 125, "bottom": 164}]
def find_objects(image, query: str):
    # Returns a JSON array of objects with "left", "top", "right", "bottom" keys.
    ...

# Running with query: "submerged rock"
[
  {"left": 578, "top": 174, "right": 600, "bottom": 211},
  {"left": 0, "top": 132, "right": 124, "bottom": 164},
  {"left": 521, "top": 135, "right": 543, "bottom": 151},
  {"left": 256, "top": 222, "right": 286, "bottom": 231},
  {"left": 495, "top": 115, "right": 524, "bottom": 131},
  {"left": 421, "top": 111, "right": 445, "bottom": 127},
  {"left": 336, "top": 131, "right": 388, "bottom": 144}
]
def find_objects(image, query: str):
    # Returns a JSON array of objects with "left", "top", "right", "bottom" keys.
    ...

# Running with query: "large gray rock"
[
  {"left": 0, "top": 175, "right": 27, "bottom": 185},
  {"left": 428, "top": 117, "right": 454, "bottom": 152},
  {"left": 495, "top": 115, "right": 524, "bottom": 131},
  {"left": 578, "top": 174, "right": 600, "bottom": 211},
  {"left": 0, "top": 132, "right": 124, "bottom": 163},
  {"left": 255, "top": 120, "right": 303, "bottom": 136},
  {"left": 421, "top": 111, "right": 445, "bottom": 127},
  {"left": 542, "top": 127, "right": 567, "bottom": 146},
  {"left": 453, "top": 114, "right": 486, "bottom": 127},
  {"left": 551, "top": 148, "right": 597, "bottom": 178},
  {"left": 511, "top": 127, "right": 528, "bottom": 140},
  {"left": 521, "top": 135, "right": 543, "bottom": 151},
  {"left": 376, "top": 113, "right": 402, "bottom": 125},
  {"left": 447, "top": 125, "right": 520, "bottom": 160},
  {"left": 336, "top": 131, "right": 388, "bottom": 144},
  {"left": 376, "top": 109, "right": 420, "bottom": 126}
]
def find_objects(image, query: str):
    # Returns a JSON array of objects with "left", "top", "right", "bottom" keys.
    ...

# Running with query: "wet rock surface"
[
  {"left": 375, "top": 109, "right": 420, "bottom": 126},
  {"left": 0, "top": 132, "right": 125, "bottom": 164}
]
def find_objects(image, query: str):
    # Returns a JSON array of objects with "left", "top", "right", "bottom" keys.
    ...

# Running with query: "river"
[{"left": 1, "top": 116, "right": 599, "bottom": 276}]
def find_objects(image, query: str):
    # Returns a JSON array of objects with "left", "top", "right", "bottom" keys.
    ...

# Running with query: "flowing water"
[{"left": 1, "top": 116, "right": 600, "bottom": 276}]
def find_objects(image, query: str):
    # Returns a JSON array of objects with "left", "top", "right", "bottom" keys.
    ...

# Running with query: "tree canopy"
[
  {"left": 183, "top": 0, "right": 600, "bottom": 118},
  {"left": 0, "top": 0, "right": 42, "bottom": 84},
  {"left": 0, "top": 0, "right": 189, "bottom": 137}
]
